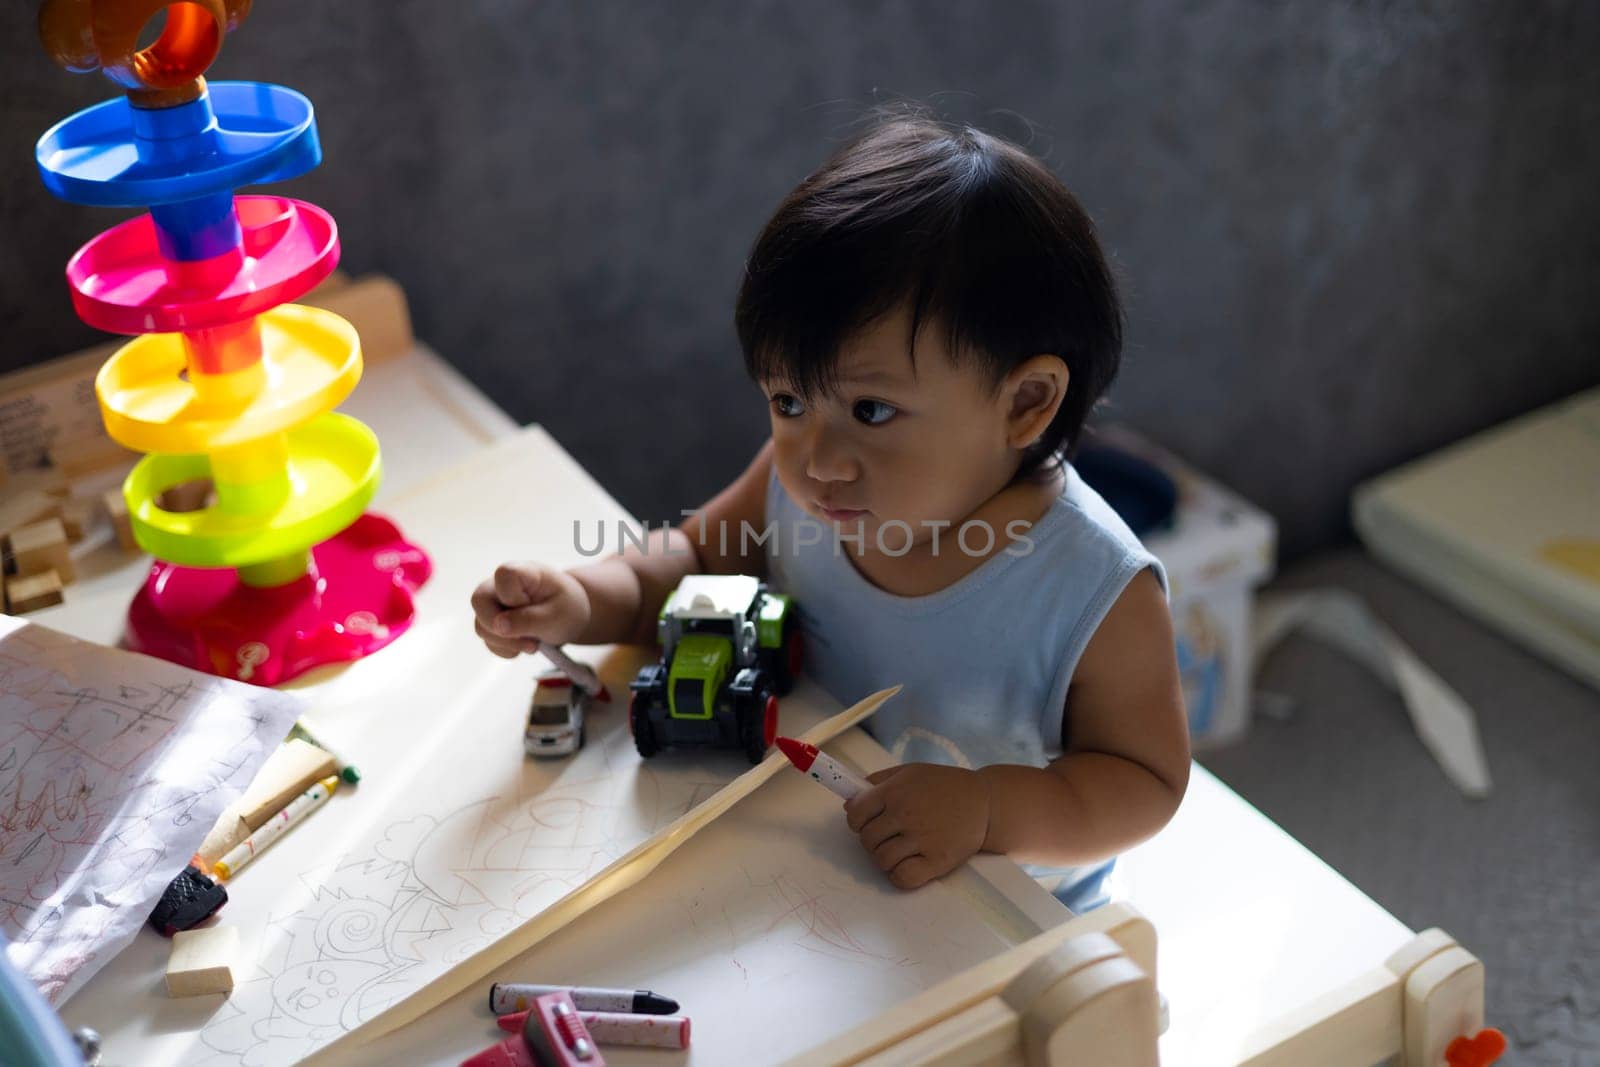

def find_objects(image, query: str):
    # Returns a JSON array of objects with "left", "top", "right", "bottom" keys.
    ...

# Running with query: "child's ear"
[{"left": 1004, "top": 355, "right": 1069, "bottom": 449}]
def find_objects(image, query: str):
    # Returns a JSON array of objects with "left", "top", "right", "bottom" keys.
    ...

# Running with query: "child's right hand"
[{"left": 470, "top": 562, "right": 592, "bottom": 659}]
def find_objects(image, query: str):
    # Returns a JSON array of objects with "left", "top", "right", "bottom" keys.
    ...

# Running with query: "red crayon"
[
  {"left": 776, "top": 736, "right": 870, "bottom": 800},
  {"left": 498, "top": 1009, "right": 691, "bottom": 1050}
]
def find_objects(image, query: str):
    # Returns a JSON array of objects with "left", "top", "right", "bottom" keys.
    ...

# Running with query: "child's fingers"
[
  {"left": 469, "top": 579, "right": 503, "bottom": 624},
  {"left": 871, "top": 834, "right": 919, "bottom": 874},
  {"left": 858, "top": 813, "right": 903, "bottom": 852},
  {"left": 474, "top": 628, "right": 518, "bottom": 659},
  {"left": 493, "top": 563, "right": 546, "bottom": 610},
  {"left": 474, "top": 619, "right": 535, "bottom": 658},
  {"left": 843, "top": 789, "right": 885, "bottom": 833},
  {"left": 865, "top": 766, "right": 907, "bottom": 785},
  {"left": 494, "top": 602, "right": 558, "bottom": 639},
  {"left": 887, "top": 855, "right": 936, "bottom": 891}
]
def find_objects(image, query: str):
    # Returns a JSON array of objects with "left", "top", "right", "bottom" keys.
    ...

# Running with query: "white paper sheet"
[
  {"left": 188, "top": 677, "right": 864, "bottom": 1066},
  {"left": 352, "top": 749, "right": 1010, "bottom": 1066},
  {"left": 1253, "top": 589, "right": 1493, "bottom": 797},
  {"left": 0, "top": 616, "right": 306, "bottom": 1004}
]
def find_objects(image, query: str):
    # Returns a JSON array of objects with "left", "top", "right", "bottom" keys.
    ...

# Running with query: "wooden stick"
[{"left": 306, "top": 685, "right": 903, "bottom": 1064}]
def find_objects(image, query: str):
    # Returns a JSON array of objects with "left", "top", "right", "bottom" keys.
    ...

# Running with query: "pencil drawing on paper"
[
  {"left": 675, "top": 862, "right": 1003, "bottom": 995},
  {"left": 198, "top": 721, "right": 740, "bottom": 1065},
  {"left": 0, "top": 617, "right": 304, "bottom": 1005}
]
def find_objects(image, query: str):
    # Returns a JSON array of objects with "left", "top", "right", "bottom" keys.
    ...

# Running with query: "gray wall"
[{"left": 4, "top": 2, "right": 1597, "bottom": 556}]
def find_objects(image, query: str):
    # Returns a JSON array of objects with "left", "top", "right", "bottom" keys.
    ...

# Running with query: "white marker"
[
  {"left": 490, "top": 982, "right": 678, "bottom": 1015},
  {"left": 775, "top": 736, "right": 871, "bottom": 800},
  {"left": 212, "top": 776, "right": 339, "bottom": 881},
  {"left": 538, "top": 644, "right": 611, "bottom": 701}
]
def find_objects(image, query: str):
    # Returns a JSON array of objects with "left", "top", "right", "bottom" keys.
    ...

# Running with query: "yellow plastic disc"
[{"left": 96, "top": 303, "right": 362, "bottom": 454}]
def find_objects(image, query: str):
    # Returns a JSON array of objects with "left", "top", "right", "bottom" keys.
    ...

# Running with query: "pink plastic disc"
[
  {"left": 66, "top": 195, "right": 339, "bottom": 334},
  {"left": 123, "top": 512, "right": 431, "bottom": 687}
]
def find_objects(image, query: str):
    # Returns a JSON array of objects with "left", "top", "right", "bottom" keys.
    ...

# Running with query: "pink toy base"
[{"left": 124, "top": 512, "right": 432, "bottom": 687}]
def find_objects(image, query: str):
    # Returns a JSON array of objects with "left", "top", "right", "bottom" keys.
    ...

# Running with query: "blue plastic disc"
[{"left": 36, "top": 81, "right": 322, "bottom": 208}]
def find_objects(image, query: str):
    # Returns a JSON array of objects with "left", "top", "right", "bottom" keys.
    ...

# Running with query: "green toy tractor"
[{"left": 629, "top": 574, "right": 802, "bottom": 763}]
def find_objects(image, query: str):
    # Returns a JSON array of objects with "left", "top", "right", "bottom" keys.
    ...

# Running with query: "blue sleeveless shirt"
[{"left": 764, "top": 463, "right": 1166, "bottom": 912}]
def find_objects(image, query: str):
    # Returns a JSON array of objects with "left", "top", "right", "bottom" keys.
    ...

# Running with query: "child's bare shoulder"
[{"left": 1066, "top": 568, "right": 1189, "bottom": 786}]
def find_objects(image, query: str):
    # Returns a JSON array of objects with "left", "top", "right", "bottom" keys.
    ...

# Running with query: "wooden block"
[
  {"left": 304, "top": 274, "right": 413, "bottom": 366},
  {"left": 103, "top": 488, "right": 138, "bottom": 552},
  {"left": 59, "top": 498, "right": 92, "bottom": 543},
  {"left": 8, "top": 518, "right": 74, "bottom": 584},
  {"left": 0, "top": 490, "right": 63, "bottom": 543},
  {"left": 310, "top": 268, "right": 352, "bottom": 294},
  {"left": 166, "top": 925, "right": 238, "bottom": 997},
  {"left": 4, "top": 569, "right": 63, "bottom": 614},
  {"left": 0, "top": 340, "right": 128, "bottom": 480},
  {"left": 156, "top": 478, "right": 215, "bottom": 513},
  {"left": 236, "top": 738, "right": 336, "bottom": 830},
  {"left": 6, "top": 468, "right": 71, "bottom": 500}
]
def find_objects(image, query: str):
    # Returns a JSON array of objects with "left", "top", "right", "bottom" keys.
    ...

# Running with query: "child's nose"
[{"left": 803, "top": 428, "right": 858, "bottom": 484}]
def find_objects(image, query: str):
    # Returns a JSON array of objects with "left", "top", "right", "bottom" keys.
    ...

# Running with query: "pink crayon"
[
  {"left": 775, "top": 736, "right": 871, "bottom": 800},
  {"left": 498, "top": 1009, "right": 691, "bottom": 1050}
]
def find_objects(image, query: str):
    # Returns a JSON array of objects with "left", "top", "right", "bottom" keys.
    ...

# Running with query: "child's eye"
[
  {"left": 853, "top": 399, "right": 898, "bottom": 425},
  {"left": 771, "top": 393, "right": 805, "bottom": 417}
]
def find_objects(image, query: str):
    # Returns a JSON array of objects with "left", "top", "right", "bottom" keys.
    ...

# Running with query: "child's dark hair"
[{"left": 735, "top": 111, "right": 1123, "bottom": 479}]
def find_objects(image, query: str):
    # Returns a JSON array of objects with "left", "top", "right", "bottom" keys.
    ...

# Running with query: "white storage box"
[
  {"left": 1094, "top": 427, "right": 1278, "bottom": 748},
  {"left": 1354, "top": 387, "right": 1600, "bottom": 691}
]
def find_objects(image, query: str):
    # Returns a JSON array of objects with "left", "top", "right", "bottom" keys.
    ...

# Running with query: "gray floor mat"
[{"left": 1198, "top": 549, "right": 1599, "bottom": 1065}]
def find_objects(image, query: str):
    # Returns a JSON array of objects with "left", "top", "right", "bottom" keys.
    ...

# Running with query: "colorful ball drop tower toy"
[{"left": 33, "top": 1, "right": 431, "bottom": 685}]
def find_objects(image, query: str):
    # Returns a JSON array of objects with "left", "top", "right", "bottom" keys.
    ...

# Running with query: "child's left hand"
[{"left": 844, "top": 764, "right": 991, "bottom": 890}]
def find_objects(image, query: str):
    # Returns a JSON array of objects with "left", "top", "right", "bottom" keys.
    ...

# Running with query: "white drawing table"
[{"left": 35, "top": 346, "right": 1412, "bottom": 1065}]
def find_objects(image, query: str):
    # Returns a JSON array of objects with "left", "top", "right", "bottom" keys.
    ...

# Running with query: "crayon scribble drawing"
[
  {"left": 0, "top": 616, "right": 304, "bottom": 1004},
  {"left": 196, "top": 712, "right": 747, "bottom": 1066},
  {"left": 665, "top": 863, "right": 1008, "bottom": 1058},
  {"left": 499, "top": 766, "right": 1014, "bottom": 1066}
]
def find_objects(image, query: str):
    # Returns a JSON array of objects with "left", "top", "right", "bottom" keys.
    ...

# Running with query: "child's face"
[{"left": 761, "top": 305, "right": 1029, "bottom": 551}]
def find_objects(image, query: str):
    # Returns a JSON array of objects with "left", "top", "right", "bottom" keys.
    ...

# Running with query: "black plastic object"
[
  {"left": 149, "top": 864, "right": 228, "bottom": 937},
  {"left": 1073, "top": 443, "right": 1179, "bottom": 537}
]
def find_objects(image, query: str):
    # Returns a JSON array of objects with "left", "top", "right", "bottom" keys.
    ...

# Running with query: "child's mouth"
[{"left": 818, "top": 505, "right": 868, "bottom": 522}]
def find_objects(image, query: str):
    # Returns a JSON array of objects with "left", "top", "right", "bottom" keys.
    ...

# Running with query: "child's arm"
[
  {"left": 470, "top": 440, "right": 776, "bottom": 652},
  {"left": 982, "top": 568, "right": 1190, "bottom": 862},
  {"left": 845, "top": 569, "right": 1189, "bottom": 888}
]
